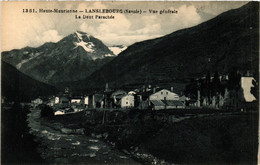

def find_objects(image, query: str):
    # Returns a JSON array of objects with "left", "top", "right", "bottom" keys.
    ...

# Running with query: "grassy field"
[
  {"left": 52, "top": 108, "right": 258, "bottom": 164},
  {"left": 141, "top": 112, "right": 258, "bottom": 164}
]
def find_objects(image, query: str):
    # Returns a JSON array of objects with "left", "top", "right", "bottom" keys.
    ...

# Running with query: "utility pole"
[{"left": 102, "top": 110, "right": 106, "bottom": 124}]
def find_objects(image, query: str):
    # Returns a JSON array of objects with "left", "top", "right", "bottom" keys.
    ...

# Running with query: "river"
[{"left": 27, "top": 108, "right": 139, "bottom": 164}]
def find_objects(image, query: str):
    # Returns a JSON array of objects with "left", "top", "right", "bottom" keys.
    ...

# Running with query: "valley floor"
[
  {"left": 2, "top": 104, "right": 258, "bottom": 164},
  {"left": 57, "top": 109, "right": 259, "bottom": 164}
]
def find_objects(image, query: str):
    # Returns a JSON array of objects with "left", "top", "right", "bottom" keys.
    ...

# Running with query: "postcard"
[{"left": 1, "top": 1, "right": 259, "bottom": 164}]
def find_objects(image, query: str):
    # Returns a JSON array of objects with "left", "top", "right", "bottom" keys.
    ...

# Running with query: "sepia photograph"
[{"left": 1, "top": 1, "right": 259, "bottom": 164}]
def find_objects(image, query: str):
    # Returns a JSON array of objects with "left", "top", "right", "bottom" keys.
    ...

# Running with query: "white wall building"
[
  {"left": 241, "top": 77, "right": 256, "bottom": 102},
  {"left": 128, "top": 91, "right": 136, "bottom": 95},
  {"left": 55, "top": 97, "right": 59, "bottom": 104},
  {"left": 71, "top": 98, "right": 81, "bottom": 104},
  {"left": 149, "top": 89, "right": 179, "bottom": 101},
  {"left": 84, "top": 96, "right": 89, "bottom": 105},
  {"left": 120, "top": 94, "right": 134, "bottom": 108}
]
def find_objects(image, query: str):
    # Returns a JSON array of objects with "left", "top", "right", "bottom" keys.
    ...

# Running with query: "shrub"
[{"left": 40, "top": 104, "right": 54, "bottom": 118}]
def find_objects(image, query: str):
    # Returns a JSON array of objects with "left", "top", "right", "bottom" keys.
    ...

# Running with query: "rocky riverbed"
[{"left": 27, "top": 108, "right": 139, "bottom": 164}]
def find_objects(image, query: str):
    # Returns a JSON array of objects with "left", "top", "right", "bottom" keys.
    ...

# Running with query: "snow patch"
[
  {"left": 74, "top": 32, "right": 95, "bottom": 53},
  {"left": 74, "top": 41, "right": 95, "bottom": 53},
  {"left": 16, "top": 53, "right": 41, "bottom": 69},
  {"left": 75, "top": 31, "right": 83, "bottom": 41},
  {"left": 75, "top": 31, "right": 91, "bottom": 41},
  {"left": 109, "top": 46, "right": 127, "bottom": 55},
  {"left": 23, "top": 51, "right": 29, "bottom": 55}
]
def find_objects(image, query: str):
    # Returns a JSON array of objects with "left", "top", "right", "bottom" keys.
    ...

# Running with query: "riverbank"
[
  {"left": 28, "top": 108, "right": 140, "bottom": 164},
  {"left": 1, "top": 104, "right": 44, "bottom": 164}
]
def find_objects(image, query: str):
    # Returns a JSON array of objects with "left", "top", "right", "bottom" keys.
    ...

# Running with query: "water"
[{"left": 27, "top": 109, "right": 139, "bottom": 164}]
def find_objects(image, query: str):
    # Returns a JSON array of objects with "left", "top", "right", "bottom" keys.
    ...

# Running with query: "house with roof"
[
  {"left": 149, "top": 89, "right": 184, "bottom": 110},
  {"left": 192, "top": 74, "right": 257, "bottom": 110},
  {"left": 119, "top": 94, "right": 135, "bottom": 108},
  {"left": 55, "top": 97, "right": 59, "bottom": 104},
  {"left": 162, "top": 100, "right": 185, "bottom": 109},
  {"left": 47, "top": 97, "right": 55, "bottom": 106},
  {"left": 128, "top": 91, "right": 136, "bottom": 95},
  {"left": 110, "top": 90, "right": 127, "bottom": 107},
  {"left": 71, "top": 97, "right": 82, "bottom": 104},
  {"left": 150, "top": 98, "right": 185, "bottom": 110},
  {"left": 241, "top": 77, "right": 256, "bottom": 102},
  {"left": 137, "top": 88, "right": 184, "bottom": 110},
  {"left": 84, "top": 96, "right": 89, "bottom": 107},
  {"left": 60, "top": 96, "right": 70, "bottom": 104},
  {"left": 150, "top": 100, "right": 165, "bottom": 110},
  {"left": 88, "top": 94, "right": 104, "bottom": 109},
  {"left": 111, "top": 90, "right": 127, "bottom": 99},
  {"left": 149, "top": 89, "right": 180, "bottom": 101}
]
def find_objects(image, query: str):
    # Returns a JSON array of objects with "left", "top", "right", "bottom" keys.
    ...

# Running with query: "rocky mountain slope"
[
  {"left": 72, "top": 2, "right": 259, "bottom": 91},
  {"left": 2, "top": 31, "right": 115, "bottom": 86},
  {"left": 1, "top": 61, "right": 58, "bottom": 102}
]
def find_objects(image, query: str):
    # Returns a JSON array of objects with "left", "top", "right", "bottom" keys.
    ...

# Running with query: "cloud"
[
  {"left": 136, "top": 24, "right": 161, "bottom": 34},
  {"left": 35, "top": 30, "right": 63, "bottom": 45},
  {"left": 79, "top": 4, "right": 201, "bottom": 46},
  {"left": 79, "top": 2, "right": 133, "bottom": 46},
  {"left": 78, "top": 3, "right": 162, "bottom": 46},
  {"left": 79, "top": 2, "right": 131, "bottom": 35},
  {"left": 79, "top": 23, "right": 97, "bottom": 35},
  {"left": 136, "top": 15, "right": 161, "bottom": 34},
  {"left": 1, "top": 2, "right": 63, "bottom": 50},
  {"left": 193, "top": 1, "right": 248, "bottom": 16},
  {"left": 176, "top": 5, "right": 201, "bottom": 27},
  {"left": 1, "top": 1, "right": 245, "bottom": 51},
  {"left": 165, "top": 5, "right": 201, "bottom": 31}
]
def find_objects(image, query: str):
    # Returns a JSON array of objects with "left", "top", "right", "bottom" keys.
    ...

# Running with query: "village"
[
  {"left": 31, "top": 71, "right": 257, "bottom": 116},
  {"left": 3, "top": 70, "right": 258, "bottom": 165}
]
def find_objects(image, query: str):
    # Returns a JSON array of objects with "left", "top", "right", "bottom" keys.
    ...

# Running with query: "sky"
[{"left": 1, "top": 1, "right": 248, "bottom": 51}]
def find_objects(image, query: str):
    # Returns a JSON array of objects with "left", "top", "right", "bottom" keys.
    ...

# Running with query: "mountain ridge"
[
  {"left": 70, "top": 2, "right": 259, "bottom": 91},
  {"left": 2, "top": 31, "right": 116, "bottom": 85},
  {"left": 1, "top": 60, "right": 59, "bottom": 102}
]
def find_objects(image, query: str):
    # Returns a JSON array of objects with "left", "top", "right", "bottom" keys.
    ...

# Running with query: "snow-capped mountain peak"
[
  {"left": 2, "top": 30, "right": 116, "bottom": 85},
  {"left": 71, "top": 31, "right": 116, "bottom": 59},
  {"left": 73, "top": 31, "right": 95, "bottom": 53},
  {"left": 75, "top": 31, "right": 91, "bottom": 41}
]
